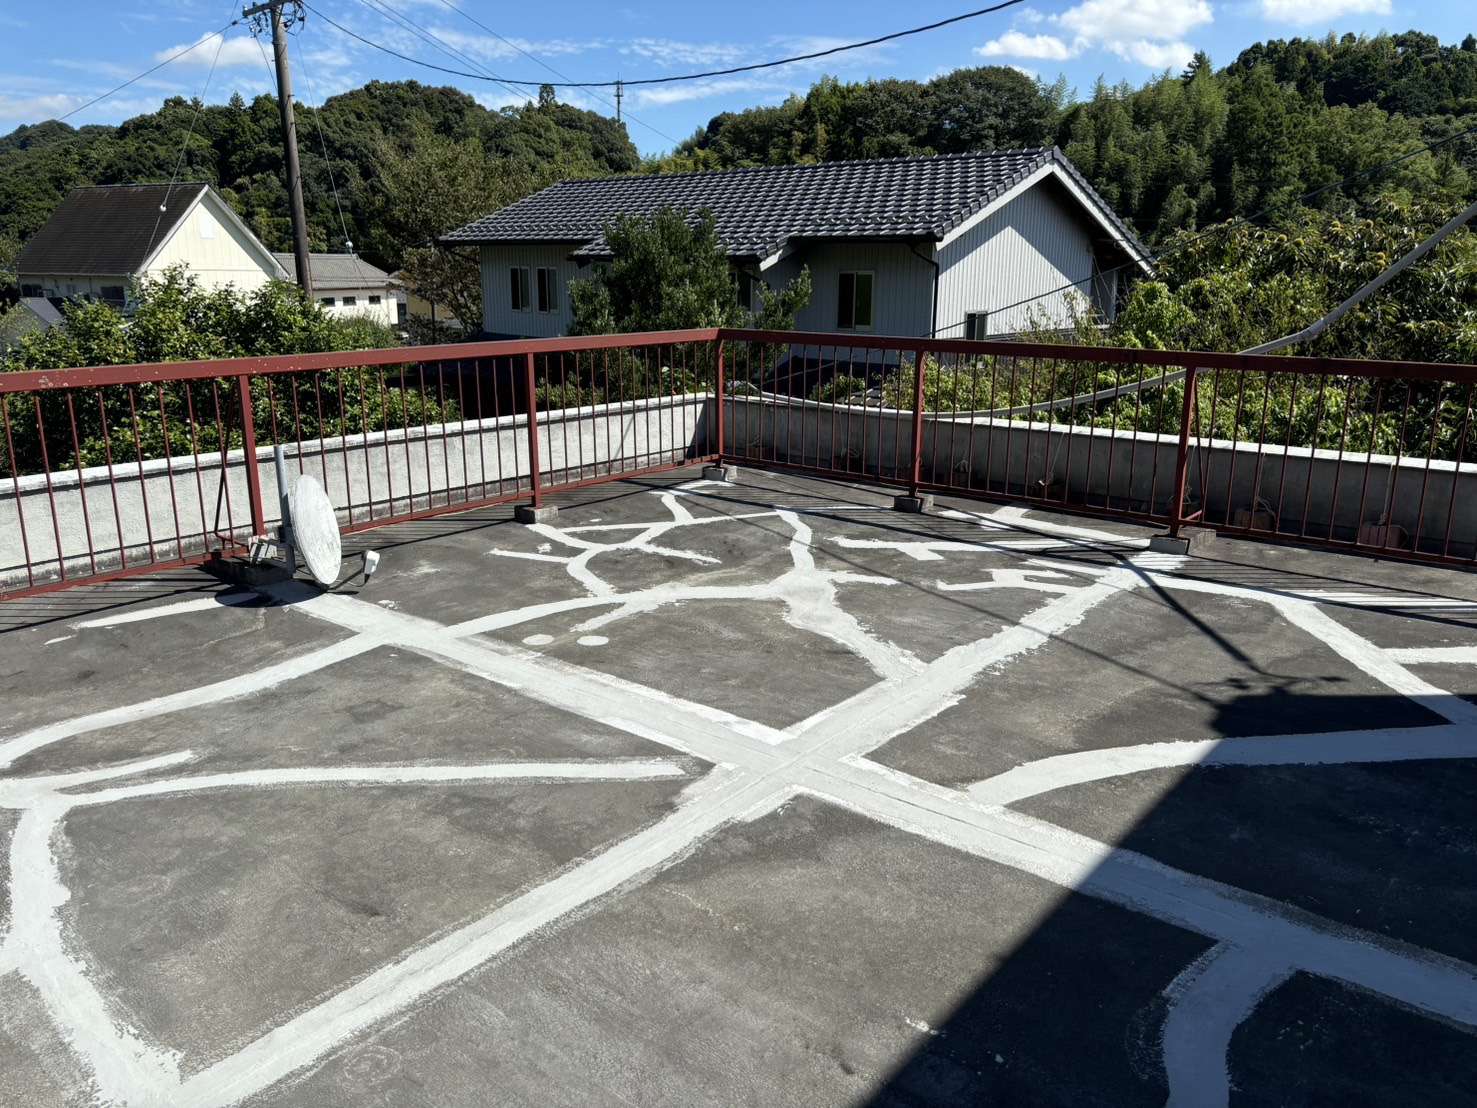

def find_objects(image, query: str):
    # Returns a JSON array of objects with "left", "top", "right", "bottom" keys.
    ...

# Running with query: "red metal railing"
[
  {"left": 0, "top": 332, "right": 718, "bottom": 599},
  {"left": 6, "top": 328, "right": 1477, "bottom": 601},
  {"left": 715, "top": 330, "right": 1477, "bottom": 567}
]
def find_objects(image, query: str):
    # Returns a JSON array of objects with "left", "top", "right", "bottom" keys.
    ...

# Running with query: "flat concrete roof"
[{"left": 3, "top": 470, "right": 1477, "bottom": 1106}]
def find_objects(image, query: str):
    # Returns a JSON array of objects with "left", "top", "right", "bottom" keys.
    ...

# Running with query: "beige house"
[{"left": 14, "top": 182, "right": 286, "bottom": 306}]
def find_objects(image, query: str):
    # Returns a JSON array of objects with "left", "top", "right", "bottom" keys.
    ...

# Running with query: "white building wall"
[
  {"left": 935, "top": 182, "right": 1097, "bottom": 338},
  {"left": 480, "top": 244, "right": 581, "bottom": 337},
  {"left": 314, "top": 285, "right": 399, "bottom": 327},
  {"left": 143, "top": 198, "right": 280, "bottom": 294},
  {"left": 765, "top": 242, "right": 935, "bottom": 339}
]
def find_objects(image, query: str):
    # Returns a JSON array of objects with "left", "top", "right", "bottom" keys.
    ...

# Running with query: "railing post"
[
  {"left": 714, "top": 336, "right": 725, "bottom": 464},
  {"left": 1168, "top": 364, "right": 1198, "bottom": 537},
  {"left": 236, "top": 374, "right": 266, "bottom": 538},
  {"left": 909, "top": 347, "right": 928, "bottom": 495},
  {"left": 524, "top": 351, "right": 542, "bottom": 508}
]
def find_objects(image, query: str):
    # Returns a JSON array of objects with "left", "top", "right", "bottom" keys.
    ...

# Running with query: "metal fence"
[
  {"left": 6, "top": 327, "right": 1477, "bottom": 600},
  {"left": 717, "top": 330, "right": 1477, "bottom": 567},
  {"left": 0, "top": 333, "right": 716, "bottom": 599}
]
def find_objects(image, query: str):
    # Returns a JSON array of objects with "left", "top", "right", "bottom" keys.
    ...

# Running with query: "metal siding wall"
[
  {"left": 478, "top": 244, "right": 579, "bottom": 337},
  {"left": 936, "top": 184, "right": 1096, "bottom": 338},
  {"left": 782, "top": 243, "right": 933, "bottom": 338}
]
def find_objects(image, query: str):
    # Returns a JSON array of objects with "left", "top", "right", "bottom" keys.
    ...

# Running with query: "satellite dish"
[{"left": 292, "top": 474, "right": 343, "bottom": 586}]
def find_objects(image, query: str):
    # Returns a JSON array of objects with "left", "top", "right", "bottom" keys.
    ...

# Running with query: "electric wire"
[
  {"left": 144, "top": 14, "right": 235, "bottom": 263},
  {"left": 56, "top": 20, "right": 241, "bottom": 123},
  {"left": 301, "top": 0, "right": 1029, "bottom": 88},
  {"left": 424, "top": 0, "right": 681, "bottom": 145},
  {"left": 344, "top": 0, "right": 532, "bottom": 104}
]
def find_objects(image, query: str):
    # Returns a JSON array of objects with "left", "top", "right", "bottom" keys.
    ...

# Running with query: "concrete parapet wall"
[
  {"left": 1, "top": 394, "right": 711, "bottom": 590},
  {"left": 724, "top": 396, "right": 1477, "bottom": 558}
]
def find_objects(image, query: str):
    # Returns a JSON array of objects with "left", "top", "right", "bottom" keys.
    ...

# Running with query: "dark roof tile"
[
  {"left": 441, "top": 148, "right": 1147, "bottom": 263},
  {"left": 14, "top": 183, "right": 209, "bottom": 276}
]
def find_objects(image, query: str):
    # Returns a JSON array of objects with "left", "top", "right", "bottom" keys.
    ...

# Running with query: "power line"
[
  {"left": 301, "top": 0, "right": 1029, "bottom": 89},
  {"left": 344, "top": 0, "right": 530, "bottom": 104},
  {"left": 424, "top": 0, "right": 680, "bottom": 145},
  {"left": 55, "top": 21, "right": 241, "bottom": 123}
]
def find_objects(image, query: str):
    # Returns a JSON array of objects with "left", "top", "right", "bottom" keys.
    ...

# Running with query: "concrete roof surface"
[{"left": 2, "top": 470, "right": 1476, "bottom": 1106}]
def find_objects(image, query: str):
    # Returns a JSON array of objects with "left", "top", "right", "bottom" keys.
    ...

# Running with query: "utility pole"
[
  {"left": 244, "top": 0, "right": 313, "bottom": 296},
  {"left": 614, "top": 79, "right": 623, "bottom": 122}
]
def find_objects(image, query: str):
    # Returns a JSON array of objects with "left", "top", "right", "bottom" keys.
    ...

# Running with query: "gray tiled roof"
[
  {"left": 14, "top": 183, "right": 209, "bottom": 276},
  {"left": 273, "top": 252, "right": 394, "bottom": 288},
  {"left": 442, "top": 148, "right": 1147, "bottom": 263}
]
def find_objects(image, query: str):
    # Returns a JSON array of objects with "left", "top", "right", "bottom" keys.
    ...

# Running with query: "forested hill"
[
  {"left": 0, "top": 81, "right": 638, "bottom": 275},
  {"left": 2, "top": 29, "right": 1476, "bottom": 282},
  {"left": 664, "top": 30, "right": 1477, "bottom": 246}
]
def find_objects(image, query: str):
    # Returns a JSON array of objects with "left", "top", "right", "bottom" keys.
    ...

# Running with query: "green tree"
[{"left": 0, "top": 267, "right": 421, "bottom": 476}]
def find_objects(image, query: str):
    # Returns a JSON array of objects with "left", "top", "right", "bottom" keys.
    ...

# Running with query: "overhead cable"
[
  {"left": 303, "top": 0, "right": 1029, "bottom": 88},
  {"left": 56, "top": 21, "right": 241, "bottom": 123}
]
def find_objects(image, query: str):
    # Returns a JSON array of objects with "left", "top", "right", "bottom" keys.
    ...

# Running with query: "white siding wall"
[
  {"left": 144, "top": 197, "right": 279, "bottom": 293},
  {"left": 766, "top": 242, "right": 934, "bottom": 339},
  {"left": 935, "top": 182, "right": 1097, "bottom": 338},
  {"left": 480, "top": 245, "right": 580, "bottom": 337},
  {"left": 314, "top": 285, "right": 400, "bottom": 327}
]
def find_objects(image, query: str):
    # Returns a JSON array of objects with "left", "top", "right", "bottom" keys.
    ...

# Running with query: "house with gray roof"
[
  {"left": 274, "top": 253, "right": 400, "bottom": 329},
  {"left": 14, "top": 183, "right": 286, "bottom": 308},
  {"left": 444, "top": 147, "right": 1151, "bottom": 342}
]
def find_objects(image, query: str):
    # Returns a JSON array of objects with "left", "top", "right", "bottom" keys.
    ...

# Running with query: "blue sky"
[{"left": 0, "top": 1, "right": 1472, "bottom": 157}]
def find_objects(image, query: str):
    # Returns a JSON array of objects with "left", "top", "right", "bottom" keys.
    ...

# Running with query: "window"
[
  {"left": 965, "top": 312, "right": 990, "bottom": 340},
  {"left": 536, "top": 267, "right": 558, "bottom": 313},
  {"left": 368, "top": 295, "right": 382, "bottom": 305},
  {"left": 342, "top": 295, "right": 357, "bottom": 307},
  {"left": 100, "top": 285, "right": 125, "bottom": 304},
  {"left": 320, "top": 297, "right": 336, "bottom": 307},
  {"left": 836, "top": 271, "right": 874, "bottom": 331},
  {"left": 20, "top": 284, "right": 41, "bottom": 299},
  {"left": 510, "top": 266, "right": 531, "bottom": 312}
]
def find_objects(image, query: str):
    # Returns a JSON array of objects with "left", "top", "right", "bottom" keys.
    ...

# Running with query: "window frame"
[
  {"left": 836, "top": 270, "right": 874, "bottom": 332},
  {"left": 510, "top": 266, "right": 531, "bottom": 312},
  {"left": 965, "top": 311, "right": 990, "bottom": 341},
  {"left": 535, "top": 266, "right": 558, "bottom": 313}
]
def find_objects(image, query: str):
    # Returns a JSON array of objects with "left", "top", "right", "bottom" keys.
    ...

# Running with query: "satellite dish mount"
[{"left": 247, "top": 446, "right": 379, "bottom": 587}]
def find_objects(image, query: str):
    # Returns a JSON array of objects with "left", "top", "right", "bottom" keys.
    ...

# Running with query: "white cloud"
[
  {"left": 976, "top": 31, "right": 1075, "bottom": 60},
  {"left": 417, "top": 26, "right": 604, "bottom": 64},
  {"left": 156, "top": 31, "right": 267, "bottom": 70},
  {"left": 619, "top": 38, "right": 747, "bottom": 68},
  {"left": 1057, "top": 0, "right": 1212, "bottom": 43},
  {"left": 982, "top": 0, "right": 1214, "bottom": 70},
  {"left": 1259, "top": 0, "right": 1391, "bottom": 22},
  {"left": 0, "top": 92, "right": 162, "bottom": 130},
  {"left": 629, "top": 77, "right": 777, "bottom": 109},
  {"left": 1114, "top": 39, "right": 1196, "bottom": 69}
]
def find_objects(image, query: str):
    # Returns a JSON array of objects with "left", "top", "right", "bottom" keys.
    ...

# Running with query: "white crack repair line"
[
  {"left": 1160, "top": 943, "right": 1293, "bottom": 1108},
  {"left": 9, "top": 489, "right": 1477, "bottom": 1106}
]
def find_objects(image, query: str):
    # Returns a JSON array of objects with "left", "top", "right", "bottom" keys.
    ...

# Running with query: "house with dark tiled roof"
[
  {"left": 15, "top": 183, "right": 286, "bottom": 309},
  {"left": 443, "top": 147, "right": 1151, "bottom": 341}
]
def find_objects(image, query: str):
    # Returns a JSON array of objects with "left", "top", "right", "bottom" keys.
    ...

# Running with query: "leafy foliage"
[{"left": 0, "top": 268, "right": 443, "bottom": 476}]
